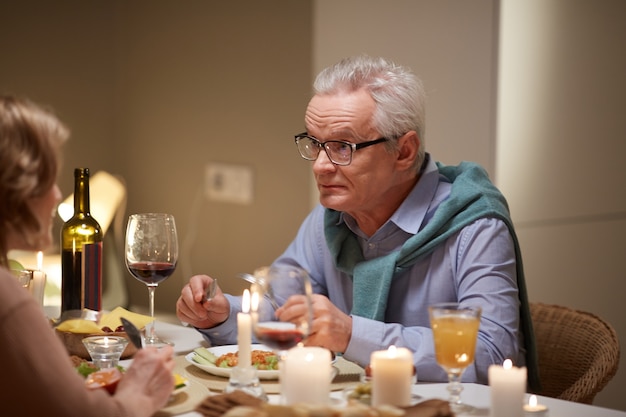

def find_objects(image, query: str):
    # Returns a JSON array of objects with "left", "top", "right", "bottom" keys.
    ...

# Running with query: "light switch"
[{"left": 205, "top": 163, "right": 254, "bottom": 205}]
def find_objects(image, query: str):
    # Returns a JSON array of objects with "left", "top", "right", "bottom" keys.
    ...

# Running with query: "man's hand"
[
  {"left": 175, "top": 275, "right": 230, "bottom": 329},
  {"left": 276, "top": 293, "right": 352, "bottom": 353}
]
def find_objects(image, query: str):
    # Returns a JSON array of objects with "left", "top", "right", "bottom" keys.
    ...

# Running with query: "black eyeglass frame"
[{"left": 294, "top": 132, "right": 389, "bottom": 166}]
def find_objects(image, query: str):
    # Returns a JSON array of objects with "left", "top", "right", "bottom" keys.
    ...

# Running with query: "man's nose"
[{"left": 312, "top": 147, "right": 336, "bottom": 172}]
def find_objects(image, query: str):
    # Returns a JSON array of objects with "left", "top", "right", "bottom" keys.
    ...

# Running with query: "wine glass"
[
  {"left": 250, "top": 265, "right": 314, "bottom": 398},
  {"left": 125, "top": 213, "right": 178, "bottom": 347},
  {"left": 428, "top": 302, "right": 482, "bottom": 414}
]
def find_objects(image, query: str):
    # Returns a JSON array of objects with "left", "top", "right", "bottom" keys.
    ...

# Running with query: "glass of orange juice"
[{"left": 428, "top": 302, "right": 481, "bottom": 413}]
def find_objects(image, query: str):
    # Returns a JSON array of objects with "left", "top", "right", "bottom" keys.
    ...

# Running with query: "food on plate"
[
  {"left": 216, "top": 350, "right": 278, "bottom": 370},
  {"left": 85, "top": 367, "right": 123, "bottom": 394},
  {"left": 346, "top": 381, "right": 373, "bottom": 405},
  {"left": 173, "top": 373, "right": 188, "bottom": 390},
  {"left": 72, "top": 354, "right": 187, "bottom": 395},
  {"left": 193, "top": 347, "right": 278, "bottom": 370}
]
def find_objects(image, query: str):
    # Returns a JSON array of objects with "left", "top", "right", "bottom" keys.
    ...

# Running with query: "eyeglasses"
[{"left": 294, "top": 132, "right": 388, "bottom": 166}]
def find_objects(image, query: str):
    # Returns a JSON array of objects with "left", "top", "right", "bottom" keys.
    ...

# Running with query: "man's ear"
[{"left": 395, "top": 131, "right": 419, "bottom": 171}]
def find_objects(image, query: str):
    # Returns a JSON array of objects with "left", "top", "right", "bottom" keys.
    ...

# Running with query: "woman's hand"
[{"left": 114, "top": 345, "right": 176, "bottom": 414}]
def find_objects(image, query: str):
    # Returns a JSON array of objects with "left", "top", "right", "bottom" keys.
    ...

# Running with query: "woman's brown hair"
[{"left": 0, "top": 95, "right": 69, "bottom": 267}]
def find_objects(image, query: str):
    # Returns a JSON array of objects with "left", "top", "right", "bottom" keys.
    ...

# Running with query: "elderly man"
[{"left": 176, "top": 55, "right": 538, "bottom": 388}]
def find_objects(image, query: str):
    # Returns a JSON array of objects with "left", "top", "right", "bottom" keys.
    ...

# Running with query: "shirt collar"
[
  {"left": 340, "top": 153, "right": 442, "bottom": 237},
  {"left": 390, "top": 153, "right": 440, "bottom": 234}
]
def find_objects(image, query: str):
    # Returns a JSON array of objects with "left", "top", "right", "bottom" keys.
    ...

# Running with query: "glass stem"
[
  {"left": 446, "top": 371, "right": 464, "bottom": 407},
  {"left": 278, "top": 350, "right": 288, "bottom": 404},
  {"left": 147, "top": 285, "right": 156, "bottom": 342}
]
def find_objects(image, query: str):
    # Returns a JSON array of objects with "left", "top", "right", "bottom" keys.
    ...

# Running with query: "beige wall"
[
  {"left": 314, "top": 0, "right": 499, "bottom": 176},
  {"left": 0, "top": 0, "right": 313, "bottom": 313},
  {"left": 498, "top": 0, "right": 626, "bottom": 410}
]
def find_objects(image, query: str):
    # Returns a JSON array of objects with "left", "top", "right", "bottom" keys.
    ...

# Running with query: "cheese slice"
[
  {"left": 99, "top": 307, "right": 154, "bottom": 331},
  {"left": 56, "top": 307, "right": 153, "bottom": 333},
  {"left": 56, "top": 319, "right": 103, "bottom": 334}
]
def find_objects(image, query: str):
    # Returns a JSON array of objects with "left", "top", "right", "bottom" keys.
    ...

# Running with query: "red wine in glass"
[
  {"left": 255, "top": 325, "right": 305, "bottom": 351},
  {"left": 128, "top": 261, "right": 176, "bottom": 285}
]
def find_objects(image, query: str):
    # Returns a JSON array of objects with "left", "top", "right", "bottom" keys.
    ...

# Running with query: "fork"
[{"left": 203, "top": 278, "right": 218, "bottom": 303}]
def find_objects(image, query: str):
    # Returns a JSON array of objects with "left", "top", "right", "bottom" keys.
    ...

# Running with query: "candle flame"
[
  {"left": 250, "top": 290, "right": 259, "bottom": 312},
  {"left": 242, "top": 289, "right": 250, "bottom": 313},
  {"left": 305, "top": 352, "right": 314, "bottom": 363},
  {"left": 529, "top": 395, "right": 538, "bottom": 407},
  {"left": 36, "top": 251, "right": 43, "bottom": 271},
  {"left": 503, "top": 359, "right": 513, "bottom": 369},
  {"left": 388, "top": 345, "right": 397, "bottom": 357}
]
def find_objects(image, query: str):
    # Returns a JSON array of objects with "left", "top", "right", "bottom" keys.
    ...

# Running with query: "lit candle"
[
  {"left": 488, "top": 359, "right": 527, "bottom": 417},
  {"left": 30, "top": 270, "right": 47, "bottom": 308},
  {"left": 371, "top": 345, "right": 413, "bottom": 407},
  {"left": 237, "top": 289, "right": 252, "bottom": 369},
  {"left": 250, "top": 290, "right": 259, "bottom": 326},
  {"left": 282, "top": 346, "right": 332, "bottom": 404},
  {"left": 36, "top": 251, "right": 43, "bottom": 271},
  {"left": 524, "top": 395, "right": 549, "bottom": 417}
]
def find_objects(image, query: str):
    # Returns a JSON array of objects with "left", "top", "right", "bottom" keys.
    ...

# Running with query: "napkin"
[{"left": 56, "top": 307, "right": 153, "bottom": 333}]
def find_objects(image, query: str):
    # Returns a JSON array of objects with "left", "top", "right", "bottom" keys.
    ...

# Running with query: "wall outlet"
[{"left": 205, "top": 162, "right": 254, "bottom": 205}]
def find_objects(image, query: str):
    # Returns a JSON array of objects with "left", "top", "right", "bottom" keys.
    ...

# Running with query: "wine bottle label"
[{"left": 82, "top": 242, "right": 103, "bottom": 311}]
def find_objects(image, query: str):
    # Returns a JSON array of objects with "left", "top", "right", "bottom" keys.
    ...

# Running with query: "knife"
[{"left": 121, "top": 316, "right": 143, "bottom": 349}]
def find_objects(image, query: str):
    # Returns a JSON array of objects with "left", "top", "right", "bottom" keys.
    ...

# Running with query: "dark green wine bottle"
[{"left": 60, "top": 168, "right": 103, "bottom": 312}]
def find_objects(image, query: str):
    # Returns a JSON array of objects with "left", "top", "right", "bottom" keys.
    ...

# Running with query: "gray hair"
[{"left": 313, "top": 55, "right": 426, "bottom": 169}]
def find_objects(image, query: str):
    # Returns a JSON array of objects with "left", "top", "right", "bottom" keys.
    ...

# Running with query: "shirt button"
[{"left": 368, "top": 243, "right": 376, "bottom": 249}]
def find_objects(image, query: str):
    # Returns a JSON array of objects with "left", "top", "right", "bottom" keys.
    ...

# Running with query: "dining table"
[{"left": 126, "top": 320, "right": 626, "bottom": 417}]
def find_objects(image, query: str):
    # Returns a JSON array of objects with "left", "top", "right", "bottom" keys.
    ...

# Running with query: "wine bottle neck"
[{"left": 73, "top": 168, "right": 91, "bottom": 215}]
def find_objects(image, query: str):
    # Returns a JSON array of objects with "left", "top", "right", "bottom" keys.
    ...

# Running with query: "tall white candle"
[
  {"left": 237, "top": 289, "right": 252, "bottom": 369},
  {"left": 36, "top": 251, "right": 43, "bottom": 271},
  {"left": 30, "top": 270, "right": 47, "bottom": 307},
  {"left": 282, "top": 346, "right": 332, "bottom": 404},
  {"left": 371, "top": 345, "right": 413, "bottom": 407},
  {"left": 489, "top": 359, "right": 527, "bottom": 417}
]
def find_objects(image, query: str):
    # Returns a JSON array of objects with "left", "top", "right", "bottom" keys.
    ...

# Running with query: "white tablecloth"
[{"left": 144, "top": 321, "right": 626, "bottom": 417}]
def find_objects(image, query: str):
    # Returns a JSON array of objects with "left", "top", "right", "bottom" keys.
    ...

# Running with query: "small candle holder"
[
  {"left": 225, "top": 365, "right": 267, "bottom": 401},
  {"left": 82, "top": 335, "right": 128, "bottom": 369},
  {"left": 524, "top": 395, "right": 549, "bottom": 417}
]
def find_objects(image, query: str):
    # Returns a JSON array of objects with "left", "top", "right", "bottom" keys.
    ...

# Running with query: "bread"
[{"left": 195, "top": 391, "right": 452, "bottom": 417}]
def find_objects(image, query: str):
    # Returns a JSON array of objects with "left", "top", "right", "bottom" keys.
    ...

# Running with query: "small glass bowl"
[{"left": 82, "top": 336, "right": 129, "bottom": 369}]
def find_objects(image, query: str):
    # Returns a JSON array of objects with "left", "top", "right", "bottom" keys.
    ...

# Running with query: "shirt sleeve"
[{"left": 196, "top": 294, "right": 241, "bottom": 345}]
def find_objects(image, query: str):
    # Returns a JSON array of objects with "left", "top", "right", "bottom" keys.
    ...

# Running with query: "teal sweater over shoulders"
[{"left": 324, "top": 160, "right": 540, "bottom": 391}]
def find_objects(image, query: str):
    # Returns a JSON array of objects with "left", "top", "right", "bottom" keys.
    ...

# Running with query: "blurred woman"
[{"left": 0, "top": 95, "right": 175, "bottom": 416}]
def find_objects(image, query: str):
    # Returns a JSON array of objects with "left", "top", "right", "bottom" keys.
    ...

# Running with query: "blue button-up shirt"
[{"left": 200, "top": 157, "right": 525, "bottom": 384}]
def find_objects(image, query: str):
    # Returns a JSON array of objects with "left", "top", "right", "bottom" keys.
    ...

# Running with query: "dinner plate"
[{"left": 185, "top": 344, "right": 279, "bottom": 380}]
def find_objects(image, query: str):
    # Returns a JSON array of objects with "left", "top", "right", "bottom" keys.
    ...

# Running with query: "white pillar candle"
[
  {"left": 237, "top": 289, "right": 252, "bottom": 369},
  {"left": 371, "top": 345, "right": 413, "bottom": 407},
  {"left": 523, "top": 395, "right": 549, "bottom": 417},
  {"left": 488, "top": 359, "right": 527, "bottom": 417},
  {"left": 282, "top": 346, "right": 332, "bottom": 405},
  {"left": 30, "top": 270, "right": 47, "bottom": 307}
]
